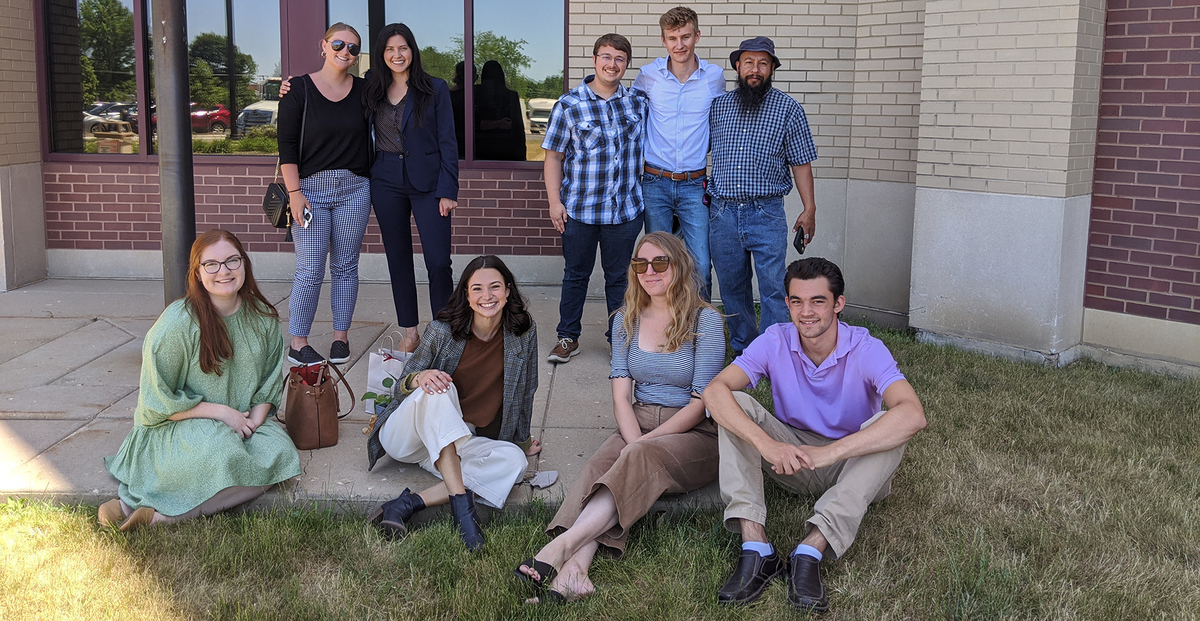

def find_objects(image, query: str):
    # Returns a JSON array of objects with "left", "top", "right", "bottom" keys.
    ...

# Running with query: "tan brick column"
[
  {"left": 909, "top": 0, "right": 1106, "bottom": 359},
  {"left": 0, "top": 0, "right": 47, "bottom": 291}
]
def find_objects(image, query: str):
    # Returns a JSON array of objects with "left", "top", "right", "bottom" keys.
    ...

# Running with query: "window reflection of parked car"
[
  {"left": 146, "top": 103, "right": 232, "bottom": 134},
  {"left": 192, "top": 103, "right": 230, "bottom": 134},
  {"left": 83, "top": 111, "right": 107, "bottom": 134},
  {"left": 527, "top": 98, "right": 556, "bottom": 134},
  {"left": 236, "top": 78, "right": 283, "bottom": 133},
  {"left": 83, "top": 102, "right": 137, "bottom": 134}
]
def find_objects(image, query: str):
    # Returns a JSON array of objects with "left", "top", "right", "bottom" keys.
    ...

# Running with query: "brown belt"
[{"left": 644, "top": 165, "right": 706, "bottom": 181}]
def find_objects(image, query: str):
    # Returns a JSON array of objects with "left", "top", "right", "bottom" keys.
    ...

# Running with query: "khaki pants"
[{"left": 719, "top": 392, "right": 906, "bottom": 559}]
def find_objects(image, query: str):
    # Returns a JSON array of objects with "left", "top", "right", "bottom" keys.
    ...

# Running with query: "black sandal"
[
  {"left": 526, "top": 590, "right": 568, "bottom": 605},
  {"left": 513, "top": 558, "right": 557, "bottom": 591}
]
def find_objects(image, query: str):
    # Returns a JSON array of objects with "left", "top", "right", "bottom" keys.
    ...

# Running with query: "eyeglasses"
[
  {"left": 595, "top": 53, "right": 628, "bottom": 66},
  {"left": 200, "top": 256, "right": 243, "bottom": 274},
  {"left": 329, "top": 39, "right": 361, "bottom": 56},
  {"left": 630, "top": 256, "right": 670, "bottom": 274}
]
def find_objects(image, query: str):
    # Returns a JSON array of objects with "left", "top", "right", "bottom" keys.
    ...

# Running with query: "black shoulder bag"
[{"left": 262, "top": 77, "right": 308, "bottom": 240}]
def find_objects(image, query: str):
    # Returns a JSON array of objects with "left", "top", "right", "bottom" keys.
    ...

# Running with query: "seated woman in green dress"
[{"left": 100, "top": 229, "right": 302, "bottom": 531}]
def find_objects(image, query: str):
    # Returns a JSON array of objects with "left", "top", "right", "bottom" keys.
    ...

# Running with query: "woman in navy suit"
[{"left": 363, "top": 23, "right": 459, "bottom": 352}]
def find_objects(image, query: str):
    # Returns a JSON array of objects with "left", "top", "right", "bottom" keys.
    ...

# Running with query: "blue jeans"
[
  {"left": 641, "top": 172, "right": 712, "bottom": 300},
  {"left": 708, "top": 196, "right": 790, "bottom": 353},
  {"left": 557, "top": 213, "right": 645, "bottom": 341}
]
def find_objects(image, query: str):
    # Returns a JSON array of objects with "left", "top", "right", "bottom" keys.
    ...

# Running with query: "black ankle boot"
[
  {"left": 448, "top": 491, "right": 485, "bottom": 552},
  {"left": 377, "top": 488, "right": 425, "bottom": 540}
]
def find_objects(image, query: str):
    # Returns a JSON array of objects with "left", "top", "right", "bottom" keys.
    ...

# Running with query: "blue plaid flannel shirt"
[
  {"left": 541, "top": 77, "right": 648, "bottom": 225},
  {"left": 708, "top": 88, "right": 818, "bottom": 201}
]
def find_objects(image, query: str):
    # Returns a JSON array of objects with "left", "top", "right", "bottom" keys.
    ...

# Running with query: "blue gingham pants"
[{"left": 288, "top": 169, "right": 371, "bottom": 337}]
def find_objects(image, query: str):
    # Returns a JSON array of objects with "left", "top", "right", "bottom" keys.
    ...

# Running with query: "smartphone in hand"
[
  {"left": 302, "top": 206, "right": 313, "bottom": 228},
  {"left": 793, "top": 227, "right": 806, "bottom": 255}
]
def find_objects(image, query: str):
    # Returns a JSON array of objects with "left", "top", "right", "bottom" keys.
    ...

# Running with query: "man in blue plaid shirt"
[
  {"left": 708, "top": 36, "right": 819, "bottom": 355},
  {"left": 542, "top": 33, "right": 649, "bottom": 363}
]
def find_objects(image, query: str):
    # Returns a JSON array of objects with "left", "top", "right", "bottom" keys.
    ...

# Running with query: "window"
[
  {"left": 44, "top": 0, "right": 282, "bottom": 156},
  {"left": 46, "top": 0, "right": 139, "bottom": 154},
  {"left": 471, "top": 0, "right": 564, "bottom": 162},
  {"left": 328, "top": 0, "right": 565, "bottom": 164},
  {"left": 170, "top": 0, "right": 282, "bottom": 154}
]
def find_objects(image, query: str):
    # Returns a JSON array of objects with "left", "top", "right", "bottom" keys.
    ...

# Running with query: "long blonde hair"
[{"left": 619, "top": 232, "right": 713, "bottom": 352}]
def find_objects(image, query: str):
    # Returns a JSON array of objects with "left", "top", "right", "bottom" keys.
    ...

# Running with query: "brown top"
[
  {"left": 452, "top": 332, "right": 505, "bottom": 438},
  {"left": 373, "top": 95, "right": 407, "bottom": 154}
]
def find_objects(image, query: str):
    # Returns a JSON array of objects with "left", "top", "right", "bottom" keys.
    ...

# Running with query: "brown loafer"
[
  {"left": 118, "top": 506, "right": 156, "bottom": 532},
  {"left": 97, "top": 499, "right": 124, "bottom": 528}
]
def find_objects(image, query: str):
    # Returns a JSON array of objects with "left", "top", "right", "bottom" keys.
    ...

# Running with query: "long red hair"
[{"left": 185, "top": 229, "right": 278, "bottom": 375}]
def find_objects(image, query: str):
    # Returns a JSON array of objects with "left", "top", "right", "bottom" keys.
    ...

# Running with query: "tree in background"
[
  {"left": 422, "top": 31, "right": 561, "bottom": 101},
  {"left": 80, "top": 55, "right": 100, "bottom": 107},
  {"left": 188, "top": 32, "right": 258, "bottom": 110},
  {"left": 79, "top": 0, "right": 135, "bottom": 101}
]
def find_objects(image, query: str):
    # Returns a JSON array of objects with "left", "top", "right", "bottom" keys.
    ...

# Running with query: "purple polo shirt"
[{"left": 733, "top": 321, "right": 905, "bottom": 439}]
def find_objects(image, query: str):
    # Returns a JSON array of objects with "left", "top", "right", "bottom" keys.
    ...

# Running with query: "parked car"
[
  {"left": 527, "top": 98, "right": 556, "bottom": 134},
  {"left": 83, "top": 111, "right": 107, "bottom": 134},
  {"left": 192, "top": 103, "right": 230, "bottom": 134},
  {"left": 83, "top": 102, "right": 137, "bottom": 134},
  {"left": 145, "top": 103, "right": 232, "bottom": 134},
  {"left": 236, "top": 78, "right": 283, "bottom": 133}
]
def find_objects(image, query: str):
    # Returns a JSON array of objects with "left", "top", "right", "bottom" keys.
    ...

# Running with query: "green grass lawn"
[{"left": 3, "top": 324, "right": 1199, "bottom": 620}]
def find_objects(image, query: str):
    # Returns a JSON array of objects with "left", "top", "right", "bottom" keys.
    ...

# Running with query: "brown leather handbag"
[{"left": 281, "top": 360, "right": 354, "bottom": 450}]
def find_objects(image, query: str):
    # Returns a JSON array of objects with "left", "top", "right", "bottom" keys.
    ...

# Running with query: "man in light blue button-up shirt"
[{"left": 632, "top": 7, "right": 726, "bottom": 300}]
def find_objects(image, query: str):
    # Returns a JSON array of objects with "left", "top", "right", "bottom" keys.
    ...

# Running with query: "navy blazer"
[{"left": 372, "top": 77, "right": 459, "bottom": 200}]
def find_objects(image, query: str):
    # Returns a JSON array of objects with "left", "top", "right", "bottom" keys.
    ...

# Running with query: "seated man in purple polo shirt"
[{"left": 703, "top": 257, "right": 926, "bottom": 613}]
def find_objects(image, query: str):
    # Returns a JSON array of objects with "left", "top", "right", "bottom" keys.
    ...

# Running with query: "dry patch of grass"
[{"left": 3, "top": 325, "right": 1199, "bottom": 620}]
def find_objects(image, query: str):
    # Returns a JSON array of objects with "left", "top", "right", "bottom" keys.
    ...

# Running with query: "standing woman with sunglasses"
[
  {"left": 363, "top": 23, "right": 459, "bottom": 353},
  {"left": 514, "top": 232, "right": 725, "bottom": 603},
  {"left": 100, "top": 230, "right": 301, "bottom": 531},
  {"left": 278, "top": 23, "right": 372, "bottom": 366}
]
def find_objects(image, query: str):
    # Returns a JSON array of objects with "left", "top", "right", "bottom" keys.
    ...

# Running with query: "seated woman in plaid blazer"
[{"left": 364, "top": 255, "right": 541, "bottom": 551}]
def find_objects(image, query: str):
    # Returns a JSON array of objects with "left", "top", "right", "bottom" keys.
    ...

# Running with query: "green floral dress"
[{"left": 104, "top": 299, "right": 302, "bottom": 516}]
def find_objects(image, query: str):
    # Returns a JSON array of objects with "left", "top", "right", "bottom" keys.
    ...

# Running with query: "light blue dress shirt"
[{"left": 632, "top": 56, "right": 726, "bottom": 173}]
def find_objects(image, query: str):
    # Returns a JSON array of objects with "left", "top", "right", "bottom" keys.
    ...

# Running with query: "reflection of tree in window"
[
  {"left": 188, "top": 33, "right": 258, "bottom": 110},
  {"left": 80, "top": 0, "right": 135, "bottom": 102}
]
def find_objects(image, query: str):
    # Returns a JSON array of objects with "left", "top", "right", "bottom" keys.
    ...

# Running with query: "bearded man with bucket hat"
[{"left": 706, "top": 36, "right": 819, "bottom": 356}]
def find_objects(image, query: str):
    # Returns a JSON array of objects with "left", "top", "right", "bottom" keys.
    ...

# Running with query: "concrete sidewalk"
[{"left": 0, "top": 278, "right": 720, "bottom": 520}]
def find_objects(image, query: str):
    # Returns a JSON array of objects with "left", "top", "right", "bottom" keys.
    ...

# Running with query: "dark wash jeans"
[{"left": 557, "top": 213, "right": 645, "bottom": 341}]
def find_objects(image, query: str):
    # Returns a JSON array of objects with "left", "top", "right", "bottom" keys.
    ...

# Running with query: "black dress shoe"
[
  {"left": 717, "top": 549, "right": 787, "bottom": 605},
  {"left": 787, "top": 554, "right": 829, "bottom": 613},
  {"left": 449, "top": 491, "right": 485, "bottom": 552},
  {"left": 375, "top": 488, "right": 425, "bottom": 540}
]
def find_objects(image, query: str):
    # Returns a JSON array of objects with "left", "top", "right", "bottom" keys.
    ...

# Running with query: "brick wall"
[
  {"left": 42, "top": 162, "right": 558, "bottom": 255},
  {"left": 1085, "top": 0, "right": 1200, "bottom": 325},
  {"left": 850, "top": 0, "right": 924, "bottom": 184},
  {"left": 917, "top": 0, "right": 1106, "bottom": 198},
  {"left": 0, "top": 0, "right": 42, "bottom": 167},
  {"left": 572, "top": 0, "right": 865, "bottom": 178}
]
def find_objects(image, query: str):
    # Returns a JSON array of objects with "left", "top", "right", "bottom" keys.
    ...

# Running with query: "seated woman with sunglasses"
[
  {"left": 365, "top": 256, "right": 541, "bottom": 551},
  {"left": 277, "top": 22, "right": 372, "bottom": 367},
  {"left": 515, "top": 232, "right": 725, "bottom": 603},
  {"left": 100, "top": 230, "right": 301, "bottom": 531}
]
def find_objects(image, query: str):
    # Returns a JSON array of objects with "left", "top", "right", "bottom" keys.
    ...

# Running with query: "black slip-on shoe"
[
  {"left": 287, "top": 345, "right": 324, "bottom": 365},
  {"left": 329, "top": 340, "right": 350, "bottom": 364},
  {"left": 717, "top": 549, "right": 787, "bottom": 606},
  {"left": 787, "top": 554, "right": 830, "bottom": 613}
]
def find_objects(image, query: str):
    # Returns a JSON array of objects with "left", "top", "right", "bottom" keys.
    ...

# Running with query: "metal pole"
[
  {"left": 225, "top": 0, "right": 237, "bottom": 137},
  {"left": 151, "top": 0, "right": 196, "bottom": 305}
]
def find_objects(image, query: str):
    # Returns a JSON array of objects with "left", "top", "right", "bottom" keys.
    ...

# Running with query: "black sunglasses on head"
[
  {"left": 330, "top": 39, "right": 361, "bottom": 56},
  {"left": 630, "top": 256, "right": 670, "bottom": 274}
]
